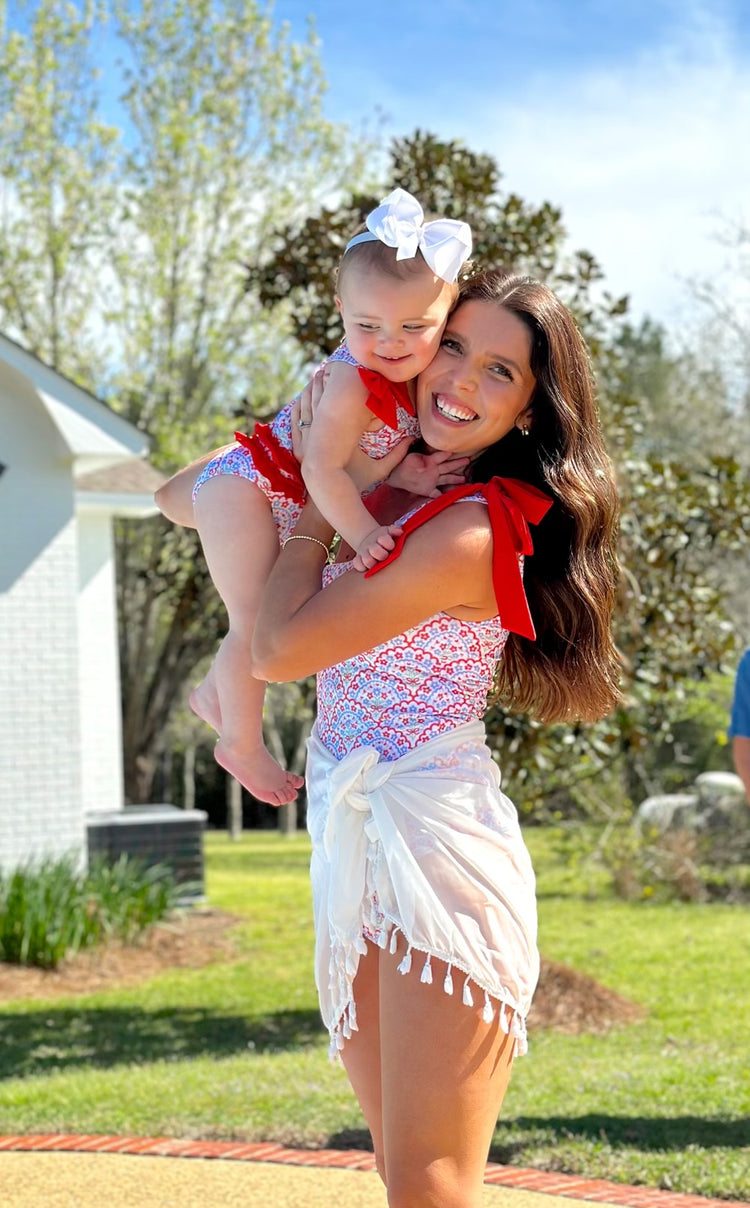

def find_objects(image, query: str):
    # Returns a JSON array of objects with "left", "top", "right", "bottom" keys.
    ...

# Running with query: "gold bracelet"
[{"left": 282, "top": 534, "right": 332, "bottom": 561}]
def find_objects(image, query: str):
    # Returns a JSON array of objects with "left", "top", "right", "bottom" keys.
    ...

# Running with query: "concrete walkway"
[
  {"left": 0, "top": 1150, "right": 580, "bottom": 1208},
  {"left": 0, "top": 1137, "right": 743, "bottom": 1208}
]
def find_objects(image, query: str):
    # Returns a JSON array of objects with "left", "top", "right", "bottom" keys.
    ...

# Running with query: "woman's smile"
[{"left": 433, "top": 393, "right": 478, "bottom": 423}]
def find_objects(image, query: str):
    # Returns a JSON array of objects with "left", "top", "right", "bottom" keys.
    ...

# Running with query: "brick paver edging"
[{"left": 0, "top": 1135, "right": 744, "bottom": 1208}]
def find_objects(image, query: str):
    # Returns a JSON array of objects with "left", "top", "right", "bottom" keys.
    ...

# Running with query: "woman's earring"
[{"left": 520, "top": 424, "right": 530, "bottom": 437}]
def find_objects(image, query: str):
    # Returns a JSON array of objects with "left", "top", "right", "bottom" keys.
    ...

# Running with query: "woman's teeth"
[{"left": 435, "top": 394, "right": 475, "bottom": 422}]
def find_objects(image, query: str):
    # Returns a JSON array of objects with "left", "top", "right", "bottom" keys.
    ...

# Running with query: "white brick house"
[{"left": 0, "top": 332, "right": 163, "bottom": 873}]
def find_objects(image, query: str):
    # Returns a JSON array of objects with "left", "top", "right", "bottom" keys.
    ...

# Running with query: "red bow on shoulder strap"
[
  {"left": 235, "top": 424, "right": 306, "bottom": 505},
  {"left": 364, "top": 477, "right": 553, "bottom": 640},
  {"left": 358, "top": 368, "right": 415, "bottom": 430}
]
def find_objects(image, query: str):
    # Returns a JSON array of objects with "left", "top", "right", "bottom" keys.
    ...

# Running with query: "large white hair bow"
[{"left": 348, "top": 187, "right": 472, "bottom": 283}]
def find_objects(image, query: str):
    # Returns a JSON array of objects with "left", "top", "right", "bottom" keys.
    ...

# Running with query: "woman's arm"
[
  {"left": 252, "top": 497, "right": 496, "bottom": 683},
  {"left": 732, "top": 736, "right": 750, "bottom": 803}
]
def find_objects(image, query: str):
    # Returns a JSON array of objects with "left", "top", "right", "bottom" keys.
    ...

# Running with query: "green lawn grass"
[{"left": 0, "top": 829, "right": 748, "bottom": 1199}]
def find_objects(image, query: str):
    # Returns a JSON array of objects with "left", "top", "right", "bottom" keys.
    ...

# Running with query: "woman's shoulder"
[
  {"left": 399, "top": 494, "right": 494, "bottom": 563},
  {"left": 400, "top": 488, "right": 491, "bottom": 529},
  {"left": 353, "top": 491, "right": 496, "bottom": 622}
]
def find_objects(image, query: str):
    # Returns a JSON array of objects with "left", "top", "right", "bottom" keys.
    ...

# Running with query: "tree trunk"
[
  {"left": 277, "top": 800, "right": 297, "bottom": 836},
  {"left": 226, "top": 775, "right": 243, "bottom": 840},
  {"left": 183, "top": 744, "right": 196, "bottom": 812}
]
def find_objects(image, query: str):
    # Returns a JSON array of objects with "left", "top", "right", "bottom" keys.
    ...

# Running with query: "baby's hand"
[
  {"left": 389, "top": 449, "right": 470, "bottom": 498},
  {"left": 352, "top": 524, "right": 403, "bottom": 572}
]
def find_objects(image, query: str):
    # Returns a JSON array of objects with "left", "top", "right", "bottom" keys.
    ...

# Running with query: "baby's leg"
[
  {"left": 193, "top": 474, "right": 304, "bottom": 806},
  {"left": 188, "top": 661, "right": 221, "bottom": 733},
  {"left": 154, "top": 446, "right": 233, "bottom": 527}
]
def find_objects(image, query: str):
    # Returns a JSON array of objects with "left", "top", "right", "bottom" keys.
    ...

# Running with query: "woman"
[{"left": 253, "top": 269, "right": 620, "bottom": 1208}]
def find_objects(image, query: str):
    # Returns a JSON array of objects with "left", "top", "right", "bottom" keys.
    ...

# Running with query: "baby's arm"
[{"left": 301, "top": 363, "right": 402, "bottom": 569}]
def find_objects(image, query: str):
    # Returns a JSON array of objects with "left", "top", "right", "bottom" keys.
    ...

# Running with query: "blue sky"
[
  {"left": 273, "top": 0, "right": 750, "bottom": 331},
  {"left": 9, "top": 0, "right": 748, "bottom": 332}
]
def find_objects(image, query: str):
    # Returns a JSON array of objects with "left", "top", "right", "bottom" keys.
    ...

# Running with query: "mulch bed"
[
  {"left": 0, "top": 908, "right": 241, "bottom": 1001},
  {"left": 0, "top": 911, "right": 645, "bottom": 1033},
  {"left": 527, "top": 958, "right": 646, "bottom": 1034}
]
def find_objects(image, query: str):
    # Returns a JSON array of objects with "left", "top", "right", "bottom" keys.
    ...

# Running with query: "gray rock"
[
  {"left": 694, "top": 771, "right": 747, "bottom": 810},
  {"left": 636, "top": 793, "right": 700, "bottom": 832},
  {"left": 636, "top": 772, "right": 748, "bottom": 835}
]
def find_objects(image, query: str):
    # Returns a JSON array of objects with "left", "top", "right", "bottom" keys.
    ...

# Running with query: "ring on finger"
[{"left": 298, "top": 419, "right": 312, "bottom": 429}]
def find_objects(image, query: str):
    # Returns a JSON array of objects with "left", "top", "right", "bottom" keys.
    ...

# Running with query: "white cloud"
[{"left": 462, "top": 9, "right": 750, "bottom": 327}]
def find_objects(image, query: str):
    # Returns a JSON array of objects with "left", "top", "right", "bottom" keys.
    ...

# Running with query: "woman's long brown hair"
[{"left": 463, "top": 270, "right": 621, "bottom": 723}]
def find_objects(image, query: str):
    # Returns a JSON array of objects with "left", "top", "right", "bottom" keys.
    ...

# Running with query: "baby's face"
[{"left": 336, "top": 266, "right": 455, "bottom": 383}]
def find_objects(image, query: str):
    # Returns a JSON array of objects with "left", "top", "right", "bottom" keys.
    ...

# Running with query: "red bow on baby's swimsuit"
[
  {"left": 356, "top": 369, "right": 414, "bottom": 429},
  {"left": 233, "top": 369, "right": 414, "bottom": 501},
  {"left": 234, "top": 424, "right": 306, "bottom": 503}
]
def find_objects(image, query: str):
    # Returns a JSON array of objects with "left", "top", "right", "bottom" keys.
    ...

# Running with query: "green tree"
[
  {"left": 0, "top": 0, "right": 118, "bottom": 381},
  {"left": 690, "top": 218, "right": 750, "bottom": 427},
  {"left": 107, "top": 0, "right": 361, "bottom": 802},
  {"left": 687, "top": 220, "right": 750, "bottom": 638},
  {"left": 611, "top": 316, "right": 736, "bottom": 464}
]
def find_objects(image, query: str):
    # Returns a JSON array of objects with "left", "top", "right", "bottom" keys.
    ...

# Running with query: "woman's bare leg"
[
  {"left": 339, "top": 939, "right": 517, "bottom": 1204},
  {"left": 379, "top": 940, "right": 516, "bottom": 1208},
  {"left": 339, "top": 943, "right": 387, "bottom": 1185},
  {"left": 193, "top": 474, "right": 304, "bottom": 805}
]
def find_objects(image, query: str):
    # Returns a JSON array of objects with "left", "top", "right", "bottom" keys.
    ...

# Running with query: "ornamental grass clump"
[
  {"left": 0, "top": 854, "right": 179, "bottom": 969},
  {"left": 85, "top": 854, "right": 181, "bottom": 943}
]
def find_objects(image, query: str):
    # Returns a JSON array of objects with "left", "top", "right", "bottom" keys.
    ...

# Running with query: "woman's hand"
[
  {"left": 290, "top": 367, "right": 469, "bottom": 505},
  {"left": 291, "top": 368, "right": 415, "bottom": 492},
  {"left": 290, "top": 366, "right": 328, "bottom": 462},
  {"left": 388, "top": 449, "right": 470, "bottom": 498}
]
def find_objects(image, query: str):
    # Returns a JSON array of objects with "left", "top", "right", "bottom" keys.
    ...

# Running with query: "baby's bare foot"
[
  {"left": 189, "top": 679, "right": 221, "bottom": 732},
  {"left": 214, "top": 740, "right": 304, "bottom": 806}
]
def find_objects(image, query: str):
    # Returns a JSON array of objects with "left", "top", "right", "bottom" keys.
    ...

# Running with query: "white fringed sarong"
[{"left": 306, "top": 720, "right": 539, "bottom": 1057}]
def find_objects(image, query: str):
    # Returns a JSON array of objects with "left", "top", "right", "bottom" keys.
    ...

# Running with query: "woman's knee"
[{"left": 386, "top": 1161, "right": 480, "bottom": 1208}]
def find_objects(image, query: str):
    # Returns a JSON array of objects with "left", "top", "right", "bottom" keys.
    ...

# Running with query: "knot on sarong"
[{"left": 325, "top": 745, "right": 395, "bottom": 856}]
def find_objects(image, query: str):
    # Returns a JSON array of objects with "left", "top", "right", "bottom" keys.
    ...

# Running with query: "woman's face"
[{"left": 415, "top": 299, "right": 536, "bottom": 456}]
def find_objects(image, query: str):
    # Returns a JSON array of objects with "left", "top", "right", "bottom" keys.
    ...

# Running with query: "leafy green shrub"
[
  {"left": 86, "top": 855, "right": 181, "bottom": 943},
  {"left": 600, "top": 824, "right": 704, "bottom": 901},
  {"left": 598, "top": 818, "right": 750, "bottom": 903},
  {"left": 638, "top": 672, "right": 736, "bottom": 794},
  {"left": 0, "top": 854, "right": 179, "bottom": 969}
]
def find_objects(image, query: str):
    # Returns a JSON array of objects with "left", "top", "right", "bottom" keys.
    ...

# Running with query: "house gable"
[{"left": 0, "top": 332, "right": 148, "bottom": 474}]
